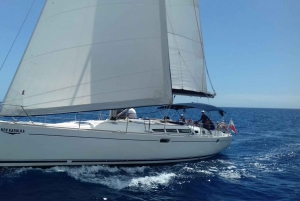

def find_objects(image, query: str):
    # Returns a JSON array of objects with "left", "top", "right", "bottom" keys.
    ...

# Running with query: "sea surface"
[{"left": 0, "top": 107, "right": 299, "bottom": 201}]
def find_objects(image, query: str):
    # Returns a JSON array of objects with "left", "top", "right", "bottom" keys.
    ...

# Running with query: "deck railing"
[{"left": 0, "top": 104, "right": 230, "bottom": 135}]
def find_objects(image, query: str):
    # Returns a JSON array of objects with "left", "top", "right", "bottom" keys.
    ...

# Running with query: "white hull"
[{"left": 0, "top": 119, "right": 232, "bottom": 167}]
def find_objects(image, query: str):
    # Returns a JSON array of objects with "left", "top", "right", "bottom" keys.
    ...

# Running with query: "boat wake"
[
  {"left": 0, "top": 161, "right": 254, "bottom": 190},
  {"left": 45, "top": 165, "right": 176, "bottom": 190},
  {"left": 243, "top": 142, "right": 299, "bottom": 174},
  {"left": 1, "top": 142, "right": 298, "bottom": 191}
]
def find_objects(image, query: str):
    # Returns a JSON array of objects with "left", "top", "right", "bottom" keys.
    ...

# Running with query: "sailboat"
[{"left": 0, "top": 0, "right": 232, "bottom": 167}]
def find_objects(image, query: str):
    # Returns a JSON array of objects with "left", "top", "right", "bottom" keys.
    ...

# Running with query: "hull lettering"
[{"left": 1, "top": 128, "right": 25, "bottom": 135}]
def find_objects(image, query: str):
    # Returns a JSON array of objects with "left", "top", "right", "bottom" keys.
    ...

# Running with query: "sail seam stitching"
[
  {"left": 6, "top": 68, "right": 159, "bottom": 102},
  {"left": 41, "top": 2, "right": 159, "bottom": 21},
  {"left": 22, "top": 37, "right": 161, "bottom": 62},
  {"left": 14, "top": 86, "right": 162, "bottom": 107}
]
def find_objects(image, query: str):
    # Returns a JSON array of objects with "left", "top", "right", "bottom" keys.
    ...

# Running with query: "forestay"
[{"left": 0, "top": 0, "right": 172, "bottom": 116}]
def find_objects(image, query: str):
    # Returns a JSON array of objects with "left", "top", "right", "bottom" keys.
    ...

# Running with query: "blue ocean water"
[{"left": 0, "top": 107, "right": 299, "bottom": 201}]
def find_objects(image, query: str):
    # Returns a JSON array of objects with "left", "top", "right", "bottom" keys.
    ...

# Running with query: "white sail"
[
  {"left": 166, "top": 0, "right": 210, "bottom": 97},
  {"left": 0, "top": 0, "right": 172, "bottom": 116}
]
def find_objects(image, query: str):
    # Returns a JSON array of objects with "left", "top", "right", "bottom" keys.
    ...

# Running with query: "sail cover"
[
  {"left": 1, "top": 0, "right": 172, "bottom": 116},
  {"left": 166, "top": 0, "right": 213, "bottom": 97}
]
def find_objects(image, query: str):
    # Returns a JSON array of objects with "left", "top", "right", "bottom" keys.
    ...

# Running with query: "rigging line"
[
  {"left": 0, "top": 0, "right": 36, "bottom": 72},
  {"left": 193, "top": 0, "right": 216, "bottom": 94},
  {"left": 167, "top": 32, "right": 202, "bottom": 44}
]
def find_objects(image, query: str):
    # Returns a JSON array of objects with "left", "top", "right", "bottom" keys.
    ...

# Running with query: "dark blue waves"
[{"left": 1, "top": 108, "right": 300, "bottom": 201}]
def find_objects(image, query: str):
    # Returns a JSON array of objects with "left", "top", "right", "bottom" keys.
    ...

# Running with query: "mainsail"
[
  {"left": 0, "top": 0, "right": 214, "bottom": 116},
  {"left": 0, "top": 0, "right": 172, "bottom": 116}
]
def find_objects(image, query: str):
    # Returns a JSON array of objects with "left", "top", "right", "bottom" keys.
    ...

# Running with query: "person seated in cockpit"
[
  {"left": 178, "top": 114, "right": 186, "bottom": 123},
  {"left": 216, "top": 121, "right": 228, "bottom": 132}
]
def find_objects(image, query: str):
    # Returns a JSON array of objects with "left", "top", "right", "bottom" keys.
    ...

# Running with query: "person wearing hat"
[
  {"left": 195, "top": 110, "right": 211, "bottom": 126},
  {"left": 178, "top": 114, "right": 186, "bottom": 123}
]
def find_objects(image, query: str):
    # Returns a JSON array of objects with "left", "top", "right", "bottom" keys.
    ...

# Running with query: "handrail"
[
  {"left": 126, "top": 117, "right": 129, "bottom": 133},
  {"left": 0, "top": 103, "right": 231, "bottom": 135}
]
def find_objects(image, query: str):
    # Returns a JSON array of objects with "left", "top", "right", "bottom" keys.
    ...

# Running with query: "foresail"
[
  {"left": 0, "top": 0, "right": 172, "bottom": 116},
  {"left": 166, "top": 0, "right": 213, "bottom": 98}
]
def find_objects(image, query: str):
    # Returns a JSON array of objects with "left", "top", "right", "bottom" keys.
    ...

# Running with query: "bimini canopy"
[{"left": 158, "top": 103, "right": 225, "bottom": 116}]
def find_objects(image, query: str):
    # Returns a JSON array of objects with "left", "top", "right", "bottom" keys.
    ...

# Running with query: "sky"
[{"left": 0, "top": 0, "right": 299, "bottom": 109}]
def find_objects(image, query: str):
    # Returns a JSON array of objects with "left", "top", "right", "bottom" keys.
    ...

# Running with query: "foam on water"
[
  {"left": 174, "top": 159, "right": 257, "bottom": 181},
  {"left": 195, "top": 169, "right": 213, "bottom": 175},
  {"left": 1, "top": 167, "right": 38, "bottom": 179},
  {"left": 242, "top": 142, "right": 300, "bottom": 174},
  {"left": 5, "top": 161, "right": 252, "bottom": 189},
  {"left": 219, "top": 170, "right": 241, "bottom": 179},
  {"left": 48, "top": 165, "right": 121, "bottom": 174},
  {"left": 129, "top": 173, "right": 176, "bottom": 189},
  {"left": 0, "top": 156, "right": 259, "bottom": 189},
  {"left": 44, "top": 165, "right": 176, "bottom": 190},
  {"left": 120, "top": 166, "right": 148, "bottom": 174}
]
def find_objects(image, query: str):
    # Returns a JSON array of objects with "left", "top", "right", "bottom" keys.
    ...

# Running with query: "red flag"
[{"left": 228, "top": 119, "right": 237, "bottom": 133}]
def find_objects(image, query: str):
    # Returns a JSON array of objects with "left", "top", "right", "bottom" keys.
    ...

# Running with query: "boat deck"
[{"left": 0, "top": 118, "right": 230, "bottom": 138}]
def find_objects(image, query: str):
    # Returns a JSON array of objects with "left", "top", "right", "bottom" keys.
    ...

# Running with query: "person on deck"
[
  {"left": 178, "top": 114, "right": 186, "bottom": 123},
  {"left": 208, "top": 119, "right": 215, "bottom": 130},
  {"left": 196, "top": 110, "right": 210, "bottom": 126},
  {"left": 203, "top": 119, "right": 210, "bottom": 130}
]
